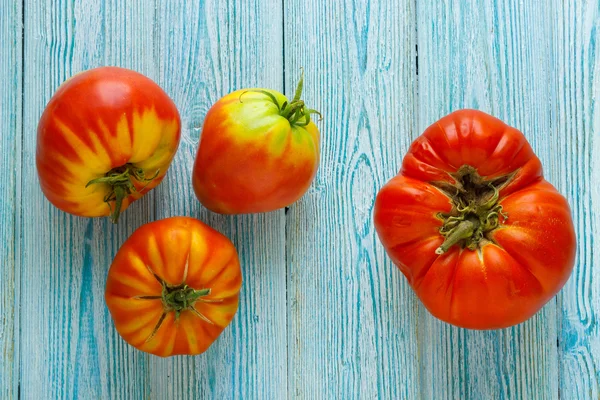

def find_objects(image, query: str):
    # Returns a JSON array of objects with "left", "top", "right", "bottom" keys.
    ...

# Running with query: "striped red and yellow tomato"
[
  {"left": 36, "top": 66, "right": 181, "bottom": 223},
  {"left": 105, "top": 217, "right": 242, "bottom": 357},
  {"left": 192, "top": 72, "right": 320, "bottom": 214}
]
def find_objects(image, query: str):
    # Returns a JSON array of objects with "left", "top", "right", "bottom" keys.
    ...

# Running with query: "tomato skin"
[
  {"left": 36, "top": 67, "right": 181, "bottom": 220},
  {"left": 192, "top": 89, "right": 320, "bottom": 214},
  {"left": 374, "top": 109, "right": 576, "bottom": 330},
  {"left": 105, "top": 217, "right": 242, "bottom": 357}
]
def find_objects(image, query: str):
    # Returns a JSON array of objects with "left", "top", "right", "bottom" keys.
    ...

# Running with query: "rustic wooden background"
[{"left": 1, "top": 0, "right": 599, "bottom": 398}]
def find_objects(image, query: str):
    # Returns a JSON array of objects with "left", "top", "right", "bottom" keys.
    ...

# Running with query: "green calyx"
[
  {"left": 239, "top": 68, "right": 322, "bottom": 127},
  {"left": 162, "top": 283, "right": 211, "bottom": 315},
  {"left": 86, "top": 164, "right": 159, "bottom": 224},
  {"left": 134, "top": 266, "right": 215, "bottom": 343},
  {"left": 433, "top": 166, "right": 511, "bottom": 255}
]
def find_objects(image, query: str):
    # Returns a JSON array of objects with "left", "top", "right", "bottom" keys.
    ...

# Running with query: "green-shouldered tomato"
[{"left": 192, "top": 72, "right": 321, "bottom": 214}]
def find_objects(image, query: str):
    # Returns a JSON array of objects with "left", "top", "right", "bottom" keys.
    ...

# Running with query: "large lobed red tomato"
[
  {"left": 192, "top": 73, "right": 320, "bottom": 214},
  {"left": 37, "top": 67, "right": 181, "bottom": 222},
  {"left": 374, "top": 109, "right": 576, "bottom": 329}
]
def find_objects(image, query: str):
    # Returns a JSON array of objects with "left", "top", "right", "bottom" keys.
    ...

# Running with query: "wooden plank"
[
  {"left": 284, "top": 1, "right": 421, "bottom": 398},
  {"left": 0, "top": 1, "right": 22, "bottom": 398},
  {"left": 21, "top": 1, "right": 158, "bottom": 398},
  {"left": 416, "top": 1, "right": 564, "bottom": 398},
  {"left": 148, "top": 1, "right": 287, "bottom": 398},
  {"left": 556, "top": 1, "right": 600, "bottom": 398}
]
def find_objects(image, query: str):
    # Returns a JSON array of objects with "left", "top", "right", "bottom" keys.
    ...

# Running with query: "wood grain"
[
  {"left": 0, "top": 1, "right": 22, "bottom": 399},
  {"left": 283, "top": 0, "right": 421, "bottom": 398},
  {"left": 556, "top": 1, "right": 600, "bottom": 398},
  {"left": 417, "top": 1, "right": 566, "bottom": 398},
  {"left": 21, "top": 1, "right": 157, "bottom": 398},
  {"left": 7, "top": 0, "right": 600, "bottom": 398},
  {"left": 149, "top": 0, "right": 287, "bottom": 398}
]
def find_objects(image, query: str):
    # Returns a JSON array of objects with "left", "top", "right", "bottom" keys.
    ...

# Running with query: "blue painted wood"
[
  {"left": 20, "top": 0, "right": 287, "bottom": 398},
  {"left": 0, "top": 1, "right": 22, "bottom": 399},
  {"left": 417, "top": 1, "right": 564, "bottom": 398},
  {"left": 149, "top": 1, "right": 287, "bottom": 398},
  {"left": 556, "top": 1, "right": 600, "bottom": 398},
  {"left": 3, "top": 0, "right": 599, "bottom": 398},
  {"left": 284, "top": 1, "right": 421, "bottom": 398},
  {"left": 21, "top": 1, "right": 156, "bottom": 398}
]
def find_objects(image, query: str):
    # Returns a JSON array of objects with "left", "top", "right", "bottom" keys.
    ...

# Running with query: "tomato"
[
  {"left": 374, "top": 109, "right": 576, "bottom": 329},
  {"left": 37, "top": 67, "right": 181, "bottom": 223},
  {"left": 192, "top": 72, "right": 320, "bottom": 214},
  {"left": 105, "top": 217, "right": 242, "bottom": 357}
]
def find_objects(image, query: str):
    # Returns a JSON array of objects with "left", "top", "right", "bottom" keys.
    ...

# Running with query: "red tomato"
[
  {"left": 105, "top": 217, "right": 242, "bottom": 357},
  {"left": 374, "top": 109, "right": 576, "bottom": 329},
  {"left": 37, "top": 67, "right": 181, "bottom": 223},
  {"left": 192, "top": 72, "right": 320, "bottom": 214}
]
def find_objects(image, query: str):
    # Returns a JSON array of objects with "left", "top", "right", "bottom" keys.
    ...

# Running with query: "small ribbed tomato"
[
  {"left": 192, "top": 72, "right": 320, "bottom": 214},
  {"left": 37, "top": 67, "right": 181, "bottom": 223},
  {"left": 374, "top": 109, "right": 576, "bottom": 330},
  {"left": 105, "top": 217, "right": 242, "bottom": 357}
]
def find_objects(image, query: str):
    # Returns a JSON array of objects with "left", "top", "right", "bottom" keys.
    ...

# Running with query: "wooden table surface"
[{"left": 1, "top": 1, "right": 599, "bottom": 399}]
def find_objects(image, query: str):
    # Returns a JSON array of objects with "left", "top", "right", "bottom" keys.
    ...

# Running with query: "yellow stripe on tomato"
[
  {"left": 129, "top": 108, "right": 168, "bottom": 163},
  {"left": 54, "top": 117, "right": 111, "bottom": 174}
]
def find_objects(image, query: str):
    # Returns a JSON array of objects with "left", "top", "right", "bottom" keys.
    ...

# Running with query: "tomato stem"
[
  {"left": 143, "top": 285, "right": 211, "bottom": 343},
  {"left": 279, "top": 68, "right": 320, "bottom": 126},
  {"left": 86, "top": 164, "right": 159, "bottom": 223},
  {"left": 435, "top": 218, "right": 479, "bottom": 254},
  {"left": 239, "top": 89, "right": 282, "bottom": 111},
  {"left": 433, "top": 165, "right": 510, "bottom": 254},
  {"left": 281, "top": 100, "right": 305, "bottom": 120},
  {"left": 241, "top": 68, "right": 323, "bottom": 127},
  {"left": 292, "top": 67, "right": 305, "bottom": 102},
  {"left": 163, "top": 284, "right": 211, "bottom": 313},
  {"left": 136, "top": 264, "right": 215, "bottom": 343}
]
